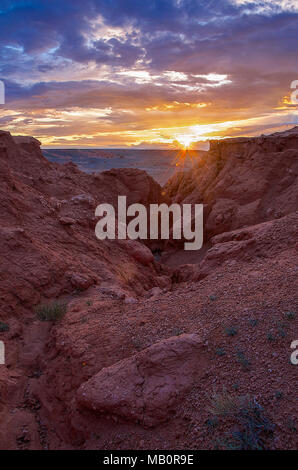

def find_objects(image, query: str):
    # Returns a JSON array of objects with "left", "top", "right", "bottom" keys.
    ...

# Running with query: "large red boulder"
[{"left": 77, "top": 334, "right": 207, "bottom": 427}]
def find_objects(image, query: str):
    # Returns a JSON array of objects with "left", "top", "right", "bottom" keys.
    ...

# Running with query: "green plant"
[
  {"left": 86, "top": 300, "right": 92, "bottom": 306},
  {"left": 215, "top": 348, "right": 226, "bottom": 356},
  {"left": 285, "top": 311, "right": 295, "bottom": 320},
  {"left": 225, "top": 326, "right": 238, "bottom": 337},
  {"left": 248, "top": 318, "right": 258, "bottom": 327},
  {"left": 209, "top": 390, "right": 274, "bottom": 450},
  {"left": 277, "top": 321, "right": 286, "bottom": 338},
  {"left": 236, "top": 349, "right": 251, "bottom": 371},
  {"left": 0, "top": 321, "right": 9, "bottom": 332},
  {"left": 274, "top": 391, "right": 283, "bottom": 400},
  {"left": 35, "top": 302, "right": 67, "bottom": 322},
  {"left": 209, "top": 295, "right": 217, "bottom": 301},
  {"left": 205, "top": 416, "right": 219, "bottom": 428},
  {"left": 286, "top": 417, "right": 296, "bottom": 432},
  {"left": 267, "top": 332, "right": 275, "bottom": 342}
]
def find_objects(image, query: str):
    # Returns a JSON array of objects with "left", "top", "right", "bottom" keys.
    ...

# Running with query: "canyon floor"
[{"left": 0, "top": 128, "right": 297, "bottom": 450}]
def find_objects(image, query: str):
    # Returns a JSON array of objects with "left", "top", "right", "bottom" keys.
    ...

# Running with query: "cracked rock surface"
[{"left": 77, "top": 333, "right": 208, "bottom": 427}]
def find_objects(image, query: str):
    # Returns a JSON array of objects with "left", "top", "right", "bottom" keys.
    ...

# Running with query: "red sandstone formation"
[
  {"left": 0, "top": 130, "right": 170, "bottom": 320},
  {"left": 0, "top": 128, "right": 297, "bottom": 450},
  {"left": 77, "top": 334, "right": 208, "bottom": 428},
  {"left": 164, "top": 127, "right": 298, "bottom": 238}
]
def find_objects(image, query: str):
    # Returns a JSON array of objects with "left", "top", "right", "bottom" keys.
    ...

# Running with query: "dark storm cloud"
[{"left": 0, "top": 0, "right": 296, "bottom": 71}]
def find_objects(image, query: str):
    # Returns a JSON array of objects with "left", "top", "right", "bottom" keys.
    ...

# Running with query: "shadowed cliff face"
[{"left": 0, "top": 128, "right": 297, "bottom": 450}]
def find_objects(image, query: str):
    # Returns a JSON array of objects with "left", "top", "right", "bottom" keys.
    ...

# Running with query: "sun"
[{"left": 176, "top": 135, "right": 194, "bottom": 149}]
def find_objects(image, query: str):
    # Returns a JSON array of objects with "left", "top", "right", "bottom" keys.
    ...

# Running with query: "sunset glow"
[
  {"left": 0, "top": 1, "right": 297, "bottom": 147},
  {"left": 176, "top": 135, "right": 194, "bottom": 150}
]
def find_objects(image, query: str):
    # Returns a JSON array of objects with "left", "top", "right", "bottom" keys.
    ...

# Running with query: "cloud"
[
  {"left": 229, "top": 0, "right": 298, "bottom": 15},
  {"left": 0, "top": 0, "right": 297, "bottom": 146}
]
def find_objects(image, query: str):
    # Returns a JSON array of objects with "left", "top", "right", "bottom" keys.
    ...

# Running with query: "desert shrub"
[
  {"left": 205, "top": 416, "right": 219, "bottom": 428},
  {"left": 248, "top": 318, "right": 258, "bottom": 327},
  {"left": 236, "top": 349, "right": 251, "bottom": 371},
  {"left": 209, "top": 390, "right": 274, "bottom": 450},
  {"left": 266, "top": 332, "right": 275, "bottom": 342},
  {"left": 286, "top": 417, "right": 296, "bottom": 432},
  {"left": 276, "top": 321, "right": 286, "bottom": 338},
  {"left": 35, "top": 301, "right": 67, "bottom": 322},
  {"left": 0, "top": 321, "right": 9, "bottom": 332},
  {"left": 215, "top": 348, "right": 226, "bottom": 356},
  {"left": 274, "top": 391, "right": 283, "bottom": 400},
  {"left": 285, "top": 311, "right": 295, "bottom": 320},
  {"left": 225, "top": 326, "right": 238, "bottom": 337}
]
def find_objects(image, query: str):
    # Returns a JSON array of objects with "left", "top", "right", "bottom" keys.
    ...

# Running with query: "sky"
[{"left": 0, "top": 0, "right": 297, "bottom": 148}]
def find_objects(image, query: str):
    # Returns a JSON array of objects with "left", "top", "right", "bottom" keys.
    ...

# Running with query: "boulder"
[
  {"left": 70, "top": 273, "right": 94, "bottom": 291},
  {"left": 120, "top": 239, "right": 154, "bottom": 266},
  {"left": 77, "top": 333, "right": 207, "bottom": 427},
  {"left": 59, "top": 216, "right": 75, "bottom": 226}
]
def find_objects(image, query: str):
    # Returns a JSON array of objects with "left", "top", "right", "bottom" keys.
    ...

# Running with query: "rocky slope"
[
  {"left": 0, "top": 131, "right": 171, "bottom": 318},
  {"left": 0, "top": 128, "right": 297, "bottom": 450}
]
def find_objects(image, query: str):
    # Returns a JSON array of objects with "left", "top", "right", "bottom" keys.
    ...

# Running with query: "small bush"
[
  {"left": 267, "top": 332, "right": 275, "bottom": 342},
  {"left": 215, "top": 348, "right": 226, "bottom": 356},
  {"left": 209, "top": 390, "right": 274, "bottom": 450},
  {"left": 248, "top": 318, "right": 258, "bottom": 327},
  {"left": 209, "top": 295, "right": 217, "bottom": 301},
  {"left": 285, "top": 311, "right": 295, "bottom": 320},
  {"left": 236, "top": 349, "right": 251, "bottom": 371},
  {"left": 225, "top": 326, "right": 238, "bottom": 337},
  {"left": 277, "top": 322, "right": 286, "bottom": 338},
  {"left": 0, "top": 321, "right": 9, "bottom": 332},
  {"left": 274, "top": 391, "right": 283, "bottom": 400},
  {"left": 286, "top": 417, "right": 296, "bottom": 432},
  {"left": 35, "top": 302, "right": 67, "bottom": 322},
  {"left": 205, "top": 416, "right": 219, "bottom": 428}
]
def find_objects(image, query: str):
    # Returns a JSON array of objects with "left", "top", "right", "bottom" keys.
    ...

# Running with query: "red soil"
[{"left": 0, "top": 128, "right": 297, "bottom": 449}]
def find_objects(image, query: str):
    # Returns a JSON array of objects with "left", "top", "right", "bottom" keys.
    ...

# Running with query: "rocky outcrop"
[
  {"left": 77, "top": 334, "right": 207, "bottom": 427},
  {"left": 118, "top": 239, "right": 154, "bottom": 266},
  {"left": 165, "top": 127, "right": 298, "bottom": 239},
  {"left": 0, "top": 131, "right": 171, "bottom": 318},
  {"left": 173, "top": 210, "right": 298, "bottom": 282}
]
